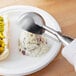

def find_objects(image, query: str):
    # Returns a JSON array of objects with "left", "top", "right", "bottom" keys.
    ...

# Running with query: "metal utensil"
[{"left": 17, "top": 12, "right": 73, "bottom": 46}]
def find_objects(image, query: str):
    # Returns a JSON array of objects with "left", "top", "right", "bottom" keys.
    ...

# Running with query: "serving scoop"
[{"left": 17, "top": 12, "right": 73, "bottom": 46}]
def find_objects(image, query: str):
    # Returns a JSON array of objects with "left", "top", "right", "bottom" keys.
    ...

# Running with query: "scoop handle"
[{"left": 42, "top": 25, "right": 73, "bottom": 46}]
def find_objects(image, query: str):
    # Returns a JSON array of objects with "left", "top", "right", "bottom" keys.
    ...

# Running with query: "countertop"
[{"left": 0, "top": 0, "right": 76, "bottom": 76}]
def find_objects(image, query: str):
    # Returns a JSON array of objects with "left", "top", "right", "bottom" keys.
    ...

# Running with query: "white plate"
[{"left": 0, "top": 5, "right": 61, "bottom": 75}]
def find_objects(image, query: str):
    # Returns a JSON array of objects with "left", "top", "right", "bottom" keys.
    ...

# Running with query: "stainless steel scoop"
[{"left": 17, "top": 12, "right": 73, "bottom": 46}]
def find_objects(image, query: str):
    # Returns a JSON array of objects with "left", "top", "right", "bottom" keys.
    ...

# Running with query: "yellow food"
[
  {"left": 0, "top": 47, "right": 4, "bottom": 54},
  {"left": 0, "top": 15, "right": 9, "bottom": 61},
  {"left": 0, "top": 16, "right": 5, "bottom": 54}
]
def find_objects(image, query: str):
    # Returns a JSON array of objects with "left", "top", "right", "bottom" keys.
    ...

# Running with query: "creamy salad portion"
[{"left": 18, "top": 31, "right": 50, "bottom": 57}]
